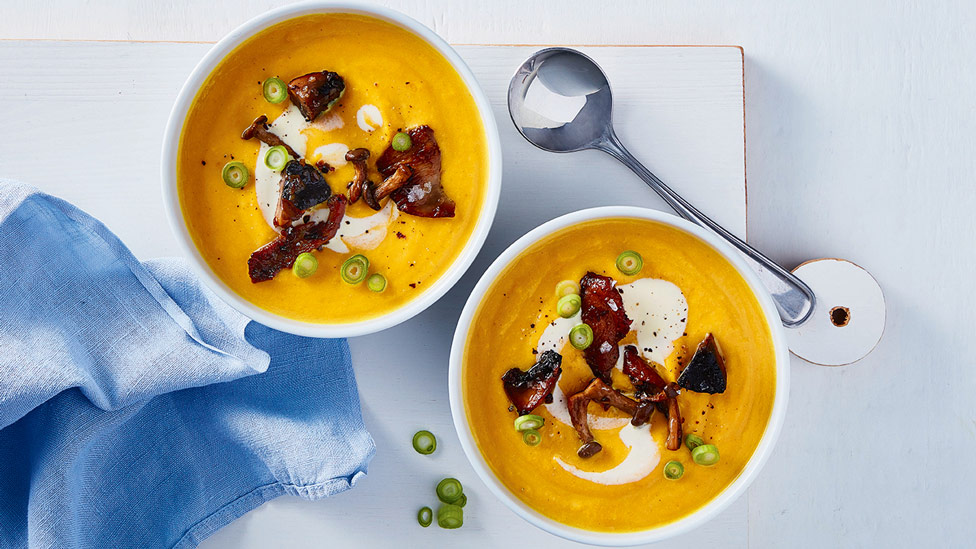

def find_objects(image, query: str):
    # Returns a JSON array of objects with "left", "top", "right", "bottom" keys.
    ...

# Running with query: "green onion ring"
[
  {"left": 522, "top": 429, "right": 542, "bottom": 446},
  {"left": 292, "top": 252, "right": 318, "bottom": 278},
  {"left": 557, "top": 294, "right": 581, "bottom": 318},
  {"left": 615, "top": 250, "right": 644, "bottom": 276},
  {"left": 392, "top": 131, "right": 412, "bottom": 151},
  {"left": 436, "top": 478, "right": 463, "bottom": 504},
  {"left": 555, "top": 279, "right": 580, "bottom": 298},
  {"left": 691, "top": 444, "right": 721, "bottom": 466},
  {"left": 221, "top": 161, "right": 249, "bottom": 189},
  {"left": 513, "top": 414, "right": 545, "bottom": 432},
  {"left": 340, "top": 256, "right": 369, "bottom": 285},
  {"left": 262, "top": 77, "right": 287, "bottom": 104},
  {"left": 367, "top": 273, "right": 387, "bottom": 293},
  {"left": 412, "top": 430, "right": 436, "bottom": 455},
  {"left": 684, "top": 433, "right": 706, "bottom": 451},
  {"left": 436, "top": 503, "right": 463, "bottom": 529},
  {"left": 569, "top": 323, "right": 594, "bottom": 350},
  {"left": 264, "top": 145, "right": 289, "bottom": 170},
  {"left": 417, "top": 506, "right": 433, "bottom": 527},
  {"left": 663, "top": 460, "right": 684, "bottom": 480}
]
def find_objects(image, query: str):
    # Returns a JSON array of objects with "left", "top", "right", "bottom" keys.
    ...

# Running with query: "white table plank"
[{"left": 0, "top": 41, "right": 747, "bottom": 548}]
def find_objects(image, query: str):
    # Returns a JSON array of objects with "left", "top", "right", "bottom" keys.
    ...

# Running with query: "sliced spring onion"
[
  {"left": 663, "top": 460, "right": 684, "bottom": 480},
  {"left": 412, "top": 430, "right": 436, "bottom": 455},
  {"left": 340, "top": 255, "right": 369, "bottom": 285},
  {"left": 616, "top": 250, "right": 643, "bottom": 276},
  {"left": 392, "top": 131, "right": 412, "bottom": 151},
  {"left": 292, "top": 252, "right": 318, "bottom": 278},
  {"left": 264, "top": 145, "right": 289, "bottom": 170},
  {"left": 514, "top": 414, "right": 545, "bottom": 432},
  {"left": 262, "top": 77, "right": 287, "bottom": 104},
  {"left": 569, "top": 323, "right": 594, "bottom": 350},
  {"left": 522, "top": 429, "right": 542, "bottom": 446},
  {"left": 436, "top": 503, "right": 463, "bottom": 529},
  {"left": 557, "top": 294, "right": 581, "bottom": 318},
  {"left": 691, "top": 444, "right": 720, "bottom": 466},
  {"left": 221, "top": 161, "right": 249, "bottom": 189},
  {"left": 685, "top": 433, "right": 706, "bottom": 451},
  {"left": 457, "top": 494, "right": 467, "bottom": 508},
  {"left": 367, "top": 273, "right": 387, "bottom": 293},
  {"left": 417, "top": 506, "right": 433, "bottom": 527},
  {"left": 555, "top": 279, "right": 580, "bottom": 298},
  {"left": 436, "top": 478, "right": 463, "bottom": 504}
]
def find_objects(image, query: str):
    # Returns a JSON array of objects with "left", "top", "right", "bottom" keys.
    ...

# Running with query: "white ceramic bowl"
[
  {"left": 161, "top": 1, "right": 502, "bottom": 338},
  {"left": 449, "top": 207, "right": 790, "bottom": 546}
]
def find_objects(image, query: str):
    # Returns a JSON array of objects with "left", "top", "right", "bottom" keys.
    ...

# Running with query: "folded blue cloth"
[{"left": 0, "top": 181, "right": 375, "bottom": 548}]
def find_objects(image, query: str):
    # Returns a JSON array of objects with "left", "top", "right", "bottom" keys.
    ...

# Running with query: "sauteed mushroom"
[
  {"left": 287, "top": 70, "right": 345, "bottom": 121},
  {"left": 567, "top": 378, "right": 642, "bottom": 458},
  {"left": 344, "top": 148, "right": 371, "bottom": 204},
  {"left": 241, "top": 115, "right": 299, "bottom": 159}
]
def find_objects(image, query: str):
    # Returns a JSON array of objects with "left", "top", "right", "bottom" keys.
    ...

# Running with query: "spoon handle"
[{"left": 597, "top": 132, "right": 815, "bottom": 327}]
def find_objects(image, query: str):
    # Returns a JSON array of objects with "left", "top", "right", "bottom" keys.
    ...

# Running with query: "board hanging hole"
[{"left": 829, "top": 306, "right": 850, "bottom": 327}]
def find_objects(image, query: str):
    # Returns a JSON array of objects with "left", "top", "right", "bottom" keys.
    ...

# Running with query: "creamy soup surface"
[
  {"left": 178, "top": 13, "right": 488, "bottom": 323},
  {"left": 463, "top": 218, "right": 777, "bottom": 532}
]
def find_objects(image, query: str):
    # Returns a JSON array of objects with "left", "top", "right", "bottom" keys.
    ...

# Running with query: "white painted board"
[{"left": 0, "top": 41, "right": 747, "bottom": 548}]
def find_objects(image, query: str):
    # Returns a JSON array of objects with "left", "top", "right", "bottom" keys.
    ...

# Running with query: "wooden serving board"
[{"left": 0, "top": 41, "right": 747, "bottom": 548}]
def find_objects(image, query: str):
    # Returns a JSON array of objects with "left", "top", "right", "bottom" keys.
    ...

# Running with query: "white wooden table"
[{"left": 2, "top": 1, "right": 975, "bottom": 548}]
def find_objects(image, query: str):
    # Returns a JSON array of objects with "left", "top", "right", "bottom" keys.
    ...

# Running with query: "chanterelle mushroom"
[
  {"left": 241, "top": 115, "right": 299, "bottom": 159},
  {"left": 567, "top": 378, "right": 642, "bottom": 458},
  {"left": 344, "top": 148, "right": 371, "bottom": 204},
  {"left": 676, "top": 333, "right": 727, "bottom": 394}
]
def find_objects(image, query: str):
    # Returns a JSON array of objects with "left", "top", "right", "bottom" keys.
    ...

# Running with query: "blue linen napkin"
[{"left": 0, "top": 181, "right": 375, "bottom": 548}]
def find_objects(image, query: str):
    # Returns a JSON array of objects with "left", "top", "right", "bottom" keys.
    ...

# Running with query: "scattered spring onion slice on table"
[
  {"left": 436, "top": 478, "right": 463, "bottom": 504},
  {"left": 557, "top": 294, "right": 581, "bottom": 318},
  {"left": 615, "top": 250, "right": 643, "bottom": 275},
  {"left": 691, "top": 444, "right": 721, "bottom": 466},
  {"left": 262, "top": 77, "right": 287, "bottom": 104},
  {"left": 221, "top": 161, "right": 249, "bottom": 189},
  {"left": 412, "top": 430, "right": 436, "bottom": 455},
  {"left": 264, "top": 145, "right": 289, "bottom": 170},
  {"left": 555, "top": 279, "right": 580, "bottom": 298},
  {"left": 340, "top": 255, "right": 369, "bottom": 285},
  {"left": 522, "top": 429, "right": 542, "bottom": 446},
  {"left": 367, "top": 273, "right": 387, "bottom": 293},
  {"left": 513, "top": 414, "right": 545, "bottom": 432},
  {"left": 437, "top": 504, "right": 463, "bottom": 529},
  {"left": 569, "top": 323, "right": 594, "bottom": 350},
  {"left": 392, "top": 131, "right": 412, "bottom": 151},
  {"left": 457, "top": 494, "right": 467, "bottom": 508},
  {"left": 685, "top": 433, "right": 706, "bottom": 450},
  {"left": 417, "top": 506, "right": 433, "bottom": 528},
  {"left": 292, "top": 252, "right": 318, "bottom": 278},
  {"left": 663, "top": 460, "right": 684, "bottom": 480}
]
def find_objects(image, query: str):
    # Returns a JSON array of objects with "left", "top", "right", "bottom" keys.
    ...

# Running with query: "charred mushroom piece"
[
  {"left": 373, "top": 165, "right": 413, "bottom": 200},
  {"left": 622, "top": 345, "right": 668, "bottom": 398},
  {"left": 241, "top": 115, "right": 300, "bottom": 159},
  {"left": 676, "top": 333, "right": 727, "bottom": 394},
  {"left": 580, "top": 272, "right": 633, "bottom": 383},
  {"left": 247, "top": 195, "right": 347, "bottom": 283},
  {"left": 287, "top": 71, "right": 345, "bottom": 121},
  {"left": 344, "top": 148, "right": 371, "bottom": 204},
  {"left": 274, "top": 160, "right": 333, "bottom": 228},
  {"left": 567, "top": 378, "right": 642, "bottom": 457},
  {"left": 376, "top": 126, "right": 456, "bottom": 217},
  {"left": 501, "top": 350, "right": 562, "bottom": 416}
]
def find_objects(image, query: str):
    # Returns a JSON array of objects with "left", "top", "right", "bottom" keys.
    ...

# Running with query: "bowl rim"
[
  {"left": 448, "top": 206, "right": 791, "bottom": 546},
  {"left": 160, "top": 0, "right": 502, "bottom": 338}
]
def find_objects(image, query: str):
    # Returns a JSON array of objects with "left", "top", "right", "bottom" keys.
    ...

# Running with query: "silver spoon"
[{"left": 508, "top": 47, "right": 815, "bottom": 327}]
